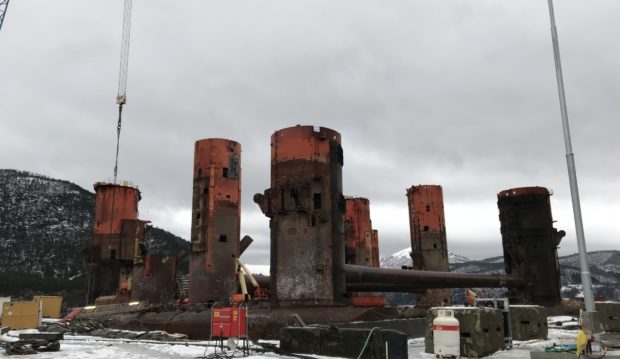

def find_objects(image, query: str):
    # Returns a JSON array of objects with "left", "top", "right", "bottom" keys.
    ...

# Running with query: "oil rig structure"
[{"left": 83, "top": 125, "right": 567, "bottom": 339}]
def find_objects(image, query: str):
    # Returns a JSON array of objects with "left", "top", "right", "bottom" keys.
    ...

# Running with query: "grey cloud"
[{"left": 1, "top": 0, "right": 617, "bottom": 265}]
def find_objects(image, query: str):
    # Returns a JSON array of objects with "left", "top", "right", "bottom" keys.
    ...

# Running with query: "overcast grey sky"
[{"left": 1, "top": 1, "right": 618, "bottom": 266}]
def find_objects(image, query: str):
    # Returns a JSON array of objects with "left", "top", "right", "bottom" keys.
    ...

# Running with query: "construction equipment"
[
  {"left": 113, "top": 0, "right": 133, "bottom": 184},
  {"left": 466, "top": 289, "right": 477, "bottom": 306},
  {"left": 0, "top": 0, "right": 9, "bottom": 32},
  {"left": 209, "top": 304, "right": 250, "bottom": 356},
  {"left": 211, "top": 261, "right": 254, "bottom": 356},
  {"left": 547, "top": 0, "right": 598, "bottom": 336},
  {"left": 33, "top": 296, "right": 62, "bottom": 319},
  {"left": 235, "top": 258, "right": 260, "bottom": 303},
  {"left": 465, "top": 288, "right": 491, "bottom": 306},
  {"left": 1, "top": 301, "right": 41, "bottom": 330}
]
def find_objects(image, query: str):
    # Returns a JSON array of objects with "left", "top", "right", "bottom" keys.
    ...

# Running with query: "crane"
[
  {"left": 0, "top": 0, "right": 10, "bottom": 32},
  {"left": 113, "top": 0, "right": 133, "bottom": 184}
]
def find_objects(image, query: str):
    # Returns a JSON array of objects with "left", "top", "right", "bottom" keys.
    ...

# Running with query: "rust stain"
[
  {"left": 87, "top": 183, "right": 148, "bottom": 304},
  {"left": 406, "top": 185, "right": 450, "bottom": 307},
  {"left": 344, "top": 197, "right": 378, "bottom": 267},
  {"left": 498, "top": 186, "right": 564, "bottom": 306},
  {"left": 131, "top": 255, "right": 177, "bottom": 305},
  {"left": 93, "top": 182, "right": 140, "bottom": 235},
  {"left": 255, "top": 125, "right": 346, "bottom": 307},
  {"left": 189, "top": 138, "right": 241, "bottom": 304}
]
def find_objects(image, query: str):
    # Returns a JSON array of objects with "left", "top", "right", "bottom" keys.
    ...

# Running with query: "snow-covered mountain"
[
  {"left": 380, "top": 247, "right": 469, "bottom": 268},
  {"left": 0, "top": 169, "right": 189, "bottom": 307}
]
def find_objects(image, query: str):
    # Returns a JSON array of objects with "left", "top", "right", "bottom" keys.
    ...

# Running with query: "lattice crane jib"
[
  {"left": 0, "top": 0, "right": 10, "bottom": 32},
  {"left": 113, "top": 0, "right": 133, "bottom": 184}
]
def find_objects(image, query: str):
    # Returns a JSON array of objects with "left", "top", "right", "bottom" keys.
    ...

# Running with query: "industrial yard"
[
  {"left": 1, "top": 317, "right": 619, "bottom": 358},
  {"left": 2, "top": 124, "right": 619, "bottom": 358},
  {"left": 1, "top": 1, "right": 619, "bottom": 358}
]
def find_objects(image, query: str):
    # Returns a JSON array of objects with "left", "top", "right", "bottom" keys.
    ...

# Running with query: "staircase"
[{"left": 176, "top": 274, "right": 190, "bottom": 299}]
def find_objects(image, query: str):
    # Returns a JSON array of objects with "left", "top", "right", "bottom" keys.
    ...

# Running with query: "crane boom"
[
  {"left": 116, "top": 0, "right": 132, "bottom": 105},
  {"left": 0, "top": 0, "right": 10, "bottom": 32},
  {"left": 113, "top": 0, "right": 133, "bottom": 184}
]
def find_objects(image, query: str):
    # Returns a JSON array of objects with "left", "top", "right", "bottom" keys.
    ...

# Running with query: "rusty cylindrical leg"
[
  {"left": 254, "top": 126, "right": 346, "bottom": 307},
  {"left": 189, "top": 139, "right": 241, "bottom": 305},
  {"left": 498, "top": 186, "right": 564, "bottom": 306},
  {"left": 406, "top": 185, "right": 451, "bottom": 306},
  {"left": 87, "top": 183, "right": 142, "bottom": 304}
]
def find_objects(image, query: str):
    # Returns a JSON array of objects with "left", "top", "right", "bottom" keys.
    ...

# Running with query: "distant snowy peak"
[
  {"left": 380, "top": 249, "right": 409, "bottom": 268},
  {"left": 380, "top": 247, "right": 470, "bottom": 268},
  {"left": 448, "top": 251, "right": 470, "bottom": 264},
  {"left": 392, "top": 247, "right": 412, "bottom": 259}
]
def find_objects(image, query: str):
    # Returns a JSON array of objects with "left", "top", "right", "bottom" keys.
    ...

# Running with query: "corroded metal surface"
[
  {"left": 406, "top": 185, "right": 449, "bottom": 271},
  {"left": 371, "top": 230, "right": 379, "bottom": 268},
  {"left": 344, "top": 197, "right": 379, "bottom": 267},
  {"left": 344, "top": 197, "right": 384, "bottom": 306},
  {"left": 87, "top": 219, "right": 147, "bottom": 300},
  {"left": 189, "top": 138, "right": 241, "bottom": 304},
  {"left": 88, "top": 259, "right": 133, "bottom": 303},
  {"left": 239, "top": 235, "right": 253, "bottom": 255},
  {"left": 351, "top": 295, "right": 386, "bottom": 307},
  {"left": 345, "top": 264, "right": 526, "bottom": 290},
  {"left": 78, "top": 300, "right": 584, "bottom": 341},
  {"left": 406, "top": 185, "right": 451, "bottom": 306},
  {"left": 498, "top": 186, "right": 564, "bottom": 306},
  {"left": 131, "top": 255, "right": 177, "bottom": 304},
  {"left": 93, "top": 182, "right": 140, "bottom": 235},
  {"left": 254, "top": 125, "right": 346, "bottom": 307},
  {"left": 87, "top": 183, "right": 146, "bottom": 304},
  {"left": 93, "top": 305, "right": 404, "bottom": 340}
]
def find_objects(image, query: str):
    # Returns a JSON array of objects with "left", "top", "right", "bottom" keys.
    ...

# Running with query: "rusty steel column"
[
  {"left": 254, "top": 125, "right": 346, "bottom": 307},
  {"left": 344, "top": 197, "right": 378, "bottom": 267},
  {"left": 131, "top": 254, "right": 178, "bottom": 305},
  {"left": 87, "top": 182, "right": 142, "bottom": 304},
  {"left": 498, "top": 187, "right": 564, "bottom": 306},
  {"left": 189, "top": 139, "right": 241, "bottom": 305},
  {"left": 344, "top": 197, "right": 384, "bottom": 306},
  {"left": 371, "top": 230, "right": 380, "bottom": 268},
  {"left": 406, "top": 185, "right": 451, "bottom": 306}
]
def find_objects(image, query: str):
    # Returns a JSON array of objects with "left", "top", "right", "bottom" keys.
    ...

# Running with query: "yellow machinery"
[
  {"left": 1, "top": 301, "right": 41, "bottom": 330},
  {"left": 33, "top": 296, "right": 62, "bottom": 319}
]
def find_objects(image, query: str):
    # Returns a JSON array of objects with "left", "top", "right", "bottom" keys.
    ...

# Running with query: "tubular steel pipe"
[
  {"left": 347, "top": 283, "right": 427, "bottom": 294},
  {"left": 547, "top": 0, "right": 595, "bottom": 315},
  {"left": 344, "top": 264, "right": 526, "bottom": 292},
  {"left": 239, "top": 235, "right": 254, "bottom": 255}
]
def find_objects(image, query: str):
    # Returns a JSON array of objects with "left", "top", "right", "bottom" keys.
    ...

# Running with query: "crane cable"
[{"left": 113, "top": 0, "right": 133, "bottom": 184}]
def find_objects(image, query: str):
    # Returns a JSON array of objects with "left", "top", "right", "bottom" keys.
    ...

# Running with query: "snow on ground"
[
  {"left": 0, "top": 331, "right": 562, "bottom": 358},
  {"left": 408, "top": 337, "right": 536, "bottom": 359},
  {"left": 1, "top": 333, "right": 286, "bottom": 359},
  {"left": 1, "top": 316, "right": 618, "bottom": 358}
]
